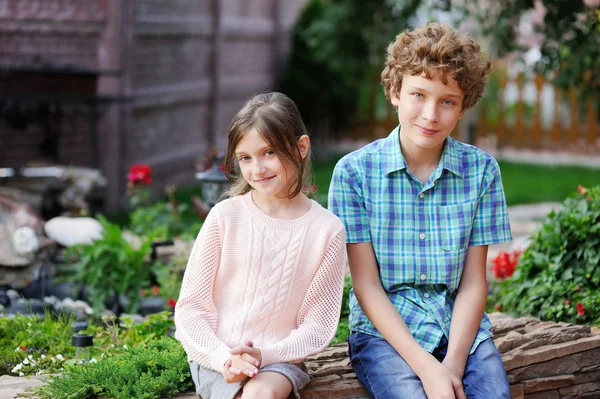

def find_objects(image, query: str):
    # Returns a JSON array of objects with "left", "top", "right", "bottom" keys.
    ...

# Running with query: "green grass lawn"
[{"left": 497, "top": 162, "right": 600, "bottom": 206}]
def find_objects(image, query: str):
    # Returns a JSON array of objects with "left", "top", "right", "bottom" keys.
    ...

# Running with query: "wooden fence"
[{"left": 476, "top": 68, "right": 599, "bottom": 153}]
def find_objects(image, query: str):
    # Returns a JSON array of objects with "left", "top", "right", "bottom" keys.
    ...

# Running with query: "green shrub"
[
  {"left": 64, "top": 215, "right": 158, "bottom": 314},
  {"left": 36, "top": 337, "right": 192, "bottom": 399},
  {"left": 331, "top": 276, "right": 352, "bottom": 345},
  {"left": 0, "top": 311, "right": 75, "bottom": 376},
  {"left": 492, "top": 185, "right": 600, "bottom": 324},
  {"left": 1, "top": 311, "right": 176, "bottom": 377}
]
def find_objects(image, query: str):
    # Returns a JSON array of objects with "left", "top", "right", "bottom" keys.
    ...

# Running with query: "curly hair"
[{"left": 381, "top": 22, "right": 491, "bottom": 110}]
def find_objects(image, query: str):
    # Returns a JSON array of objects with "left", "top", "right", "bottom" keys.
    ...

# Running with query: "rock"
[
  {"left": 139, "top": 297, "right": 166, "bottom": 316},
  {"left": 522, "top": 375, "right": 576, "bottom": 393},
  {"left": 44, "top": 217, "right": 103, "bottom": 247},
  {"left": 4, "top": 298, "right": 49, "bottom": 315}
]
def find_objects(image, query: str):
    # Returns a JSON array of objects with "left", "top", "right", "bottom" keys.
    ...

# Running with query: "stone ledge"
[
  {"left": 174, "top": 314, "right": 600, "bottom": 399},
  {"left": 295, "top": 313, "right": 600, "bottom": 399}
]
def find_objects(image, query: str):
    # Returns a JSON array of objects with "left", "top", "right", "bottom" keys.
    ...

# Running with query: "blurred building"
[{"left": 0, "top": 0, "right": 307, "bottom": 211}]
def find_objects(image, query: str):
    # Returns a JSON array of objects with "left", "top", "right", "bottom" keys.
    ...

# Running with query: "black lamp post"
[{"left": 195, "top": 158, "right": 229, "bottom": 208}]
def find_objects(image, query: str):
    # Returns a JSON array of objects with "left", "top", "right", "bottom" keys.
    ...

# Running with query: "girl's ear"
[{"left": 297, "top": 135, "right": 310, "bottom": 160}]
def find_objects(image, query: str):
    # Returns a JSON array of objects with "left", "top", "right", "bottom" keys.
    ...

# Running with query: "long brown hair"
[{"left": 224, "top": 92, "right": 314, "bottom": 199}]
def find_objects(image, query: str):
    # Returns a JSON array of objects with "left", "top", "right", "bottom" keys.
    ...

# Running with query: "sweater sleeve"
[
  {"left": 259, "top": 226, "right": 347, "bottom": 367},
  {"left": 174, "top": 209, "right": 231, "bottom": 373}
]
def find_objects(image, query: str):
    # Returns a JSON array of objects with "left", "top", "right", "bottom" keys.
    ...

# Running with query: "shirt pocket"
[{"left": 437, "top": 202, "right": 476, "bottom": 251}]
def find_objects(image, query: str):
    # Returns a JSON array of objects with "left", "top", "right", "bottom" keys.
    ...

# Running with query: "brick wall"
[{"left": 0, "top": 0, "right": 308, "bottom": 210}]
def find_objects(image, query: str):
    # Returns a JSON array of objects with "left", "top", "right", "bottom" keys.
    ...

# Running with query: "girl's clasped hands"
[{"left": 223, "top": 340, "right": 262, "bottom": 383}]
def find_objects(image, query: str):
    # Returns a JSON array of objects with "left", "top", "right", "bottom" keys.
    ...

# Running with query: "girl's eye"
[
  {"left": 239, "top": 155, "right": 250, "bottom": 161},
  {"left": 265, "top": 150, "right": 275, "bottom": 156}
]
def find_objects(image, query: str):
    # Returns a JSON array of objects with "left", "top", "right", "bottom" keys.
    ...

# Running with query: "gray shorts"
[{"left": 189, "top": 361, "right": 311, "bottom": 399}]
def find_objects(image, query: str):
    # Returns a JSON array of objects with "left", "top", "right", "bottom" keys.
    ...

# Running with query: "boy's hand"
[
  {"left": 442, "top": 356, "right": 466, "bottom": 380},
  {"left": 420, "top": 360, "right": 466, "bottom": 399}
]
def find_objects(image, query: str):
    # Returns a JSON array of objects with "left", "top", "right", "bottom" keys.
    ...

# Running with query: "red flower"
[
  {"left": 564, "top": 299, "right": 571, "bottom": 306},
  {"left": 152, "top": 285, "right": 159, "bottom": 296},
  {"left": 127, "top": 164, "right": 152, "bottom": 185},
  {"left": 167, "top": 298, "right": 177, "bottom": 308},
  {"left": 21, "top": 345, "right": 27, "bottom": 351},
  {"left": 495, "top": 304, "right": 502, "bottom": 311},
  {"left": 577, "top": 302, "right": 585, "bottom": 316},
  {"left": 490, "top": 250, "right": 521, "bottom": 279},
  {"left": 578, "top": 185, "right": 587, "bottom": 195}
]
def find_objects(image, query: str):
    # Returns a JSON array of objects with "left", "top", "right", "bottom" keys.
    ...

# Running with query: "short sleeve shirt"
[{"left": 328, "top": 127, "right": 512, "bottom": 353}]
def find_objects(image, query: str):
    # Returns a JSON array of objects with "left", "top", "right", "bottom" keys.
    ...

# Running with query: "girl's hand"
[
  {"left": 223, "top": 359, "right": 250, "bottom": 383},
  {"left": 229, "top": 343, "right": 262, "bottom": 368},
  {"left": 420, "top": 359, "right": 466, "bottom": 399}
]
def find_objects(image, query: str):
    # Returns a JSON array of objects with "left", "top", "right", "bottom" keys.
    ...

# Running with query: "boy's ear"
[
  {"left": 298, "top": 135, "right": 310, "bottom": 160},
  {"left": 390, "top": 92, "right": 400, "bottom": 107}
]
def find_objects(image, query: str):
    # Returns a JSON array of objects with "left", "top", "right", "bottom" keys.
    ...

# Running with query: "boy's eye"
[
  {"left": 442, "top": 100, "right": 455, "bottom": 106},
  {"left": 412, "top": 93, "right": 424, "bottom": 99}
]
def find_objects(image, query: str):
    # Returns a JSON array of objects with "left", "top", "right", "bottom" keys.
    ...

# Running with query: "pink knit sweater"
[{"left": 174, "top": 192, "right": 346, "bottom": 373}]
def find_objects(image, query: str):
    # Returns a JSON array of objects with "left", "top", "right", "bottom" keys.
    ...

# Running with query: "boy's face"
[{"left": 391, "top": 73, "right": 465, "bottom": 154}]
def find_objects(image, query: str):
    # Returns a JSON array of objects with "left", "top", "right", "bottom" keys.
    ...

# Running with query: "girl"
[{"left": 175, "top": 92, "right": 347, "bottom": 399}]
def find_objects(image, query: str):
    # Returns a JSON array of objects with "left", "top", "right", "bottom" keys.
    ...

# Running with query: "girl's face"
[{"left": 234, "top": 128, "right": 295, "bottom": 200}]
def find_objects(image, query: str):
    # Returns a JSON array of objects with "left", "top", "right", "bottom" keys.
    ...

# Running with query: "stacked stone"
[
  {"left": 299, "top": 313, "right": 600, "bottom": 399},
  {"left": 490, "top": 313, "right": 600, "bottom": 399}
]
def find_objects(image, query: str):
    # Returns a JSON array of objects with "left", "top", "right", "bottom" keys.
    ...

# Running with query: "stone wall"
[{"left": 300, "top": 313, "right": 600, "bottom": 399}]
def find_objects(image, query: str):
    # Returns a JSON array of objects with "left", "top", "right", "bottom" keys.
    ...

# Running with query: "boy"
[{"left": 328, "top": 23, "right": 512, "bottom": 399}]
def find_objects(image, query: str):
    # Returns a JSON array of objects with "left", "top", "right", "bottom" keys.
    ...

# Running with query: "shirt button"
[
  {"left": 424, "top": 293, "right": 430, "bottom": 298},
  {"left": 419, "top": 193, "right": 425, "bottom": 198},
  {"left": 419, "top": 233, "right": 426, "bottom": 240},
  {"left": 420, "top": 274, "right": 427, "bottom": 281}
]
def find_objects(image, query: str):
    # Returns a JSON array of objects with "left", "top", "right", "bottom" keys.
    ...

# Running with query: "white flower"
[
  {"left": 90, "top": 358, "right": 98, "bottom": 364},
  {"left": 19, "top": 372, "right": 24, "bottom": 377},
  {"left": 123, "top": 345, "right": 128, "bottom": 350},
  {"left": 27, "top": 323, "right": 31, "bottom": 327},
  {"left": 15, "top": 347, "right": 21, "bottom": 352},
  {"left": 56, "top": 354, "right": 64, "bottom": 361},
  {"left": 101, "top": 353, "right": 105, "bottom": 358},
  {"left": 41, "top": 354, "right": 46, "bottom": 359},
  {"left": 11, "top": 363, "right": 23, "bottom": 373},
  {"left": 110, "top": 344, "right": 115, "bottom": 348},
  {"left": 22, "top": 359, "right": 29, "bottom": 365},
  {"left": 28, "top": 355, "right": 33, "bottom": 360},
  {"left": 51, "top": 358, "right": 56, "bottom": 363}
]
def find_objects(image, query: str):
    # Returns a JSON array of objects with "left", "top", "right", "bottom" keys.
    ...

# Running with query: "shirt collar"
[
  {"left": 438, "top": 137, "right": 464, "bottom": 179},
  {"left": 383, "top": 126, "right": 407, "bottom": 175},
  {"left": 383, "top": 127, "right": 464, "bottom": 178}
]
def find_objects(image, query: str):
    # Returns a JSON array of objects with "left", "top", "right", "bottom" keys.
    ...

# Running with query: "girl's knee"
[{"left": 241, "top": 385, "right": 282, "bottom": 399}]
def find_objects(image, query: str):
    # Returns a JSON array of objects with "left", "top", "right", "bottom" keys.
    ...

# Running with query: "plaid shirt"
[{"left": 328, "top": 127, "right": 512, "bottom": 354}]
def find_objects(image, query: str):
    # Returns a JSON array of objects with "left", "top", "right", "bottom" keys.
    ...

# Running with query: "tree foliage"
[
  {"left": 279, "top": 0, "right": 421, "bottom": 133},
  {"left": 447, "top": 0, "right": 599, "bottom": 95}
]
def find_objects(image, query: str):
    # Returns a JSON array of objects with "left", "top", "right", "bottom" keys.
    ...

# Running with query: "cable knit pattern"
[{"left": 174, "top": 192, "right": 346, "bottom": 373}]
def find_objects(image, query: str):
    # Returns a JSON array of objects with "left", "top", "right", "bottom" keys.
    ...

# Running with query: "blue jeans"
[{"left": 348, "top": 332, "right": 510, "bottom": 399}]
